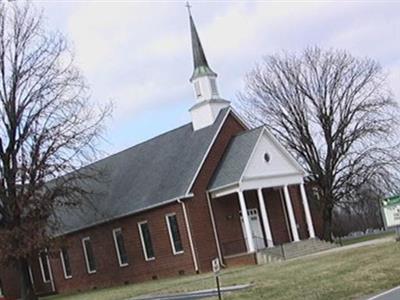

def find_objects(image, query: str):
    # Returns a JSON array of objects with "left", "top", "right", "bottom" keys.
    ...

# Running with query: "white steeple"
[{"left": 187, "top": 4, "right": 230, "bottom": 131}]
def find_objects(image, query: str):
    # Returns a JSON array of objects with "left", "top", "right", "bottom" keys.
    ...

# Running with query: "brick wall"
[
  {"left": 186, "top": 113, "right": 246, "bottom": 272},
  {"left": 51, "top": 201, "right": 195, "bottom": 295},
  {"left": 212, "top": 193, "right": 246, "bottom": 256},
  {"left": 2, "top": 201, "right": 195, "bottom": 298},
  {"left": 0, "top": 265, "right": 19, "bottom": 300},
  {"left": 0, "top": 111, "right": 248, "bottom": 297},
  {"left": 264, "top": 188, "right": 291, "bottom": 245},
  {"left": 212, "top": 190, "right": 266, "bottom": 257},
  {"left": 0, "top": 252, "right": 54, "bottom": 299},
  {"left": 289, "top": 185, "right": 309, "bottom": 240},
  {"left": 224, "top": 253, "right": 257, "bottom": 267}
]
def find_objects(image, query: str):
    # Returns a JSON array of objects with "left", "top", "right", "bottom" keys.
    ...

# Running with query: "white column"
[
  {"left": 300, "top": 183, "right": 316, "bottom": 238},
  {"left": 257, "top": 188, "right": 274, "bottom": 248},
  {"left": 283, "top": 185, "right": 300, "bottom": 242},
  {"left": 238, "top": 190, "right": 255, "bottom": 252}
]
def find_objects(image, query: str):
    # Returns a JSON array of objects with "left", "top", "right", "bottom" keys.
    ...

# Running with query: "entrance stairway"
[{"left": 256, "top": 238, "right": 337, "bottom": 264}]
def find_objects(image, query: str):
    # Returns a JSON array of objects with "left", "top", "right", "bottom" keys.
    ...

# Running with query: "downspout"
[
  {"left": 206, "top": 192, "right": 225, "bottom": 267},
  {"left": 178, "top": 198, "right": 199, "bottom": 273}
]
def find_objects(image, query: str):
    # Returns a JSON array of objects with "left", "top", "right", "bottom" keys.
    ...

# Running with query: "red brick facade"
[
  {"left": 52, "top": 201, "right": 195, "bottom": 294},
  {"left": 185, "top": 113, "right": 246, "bottom": 271},
  {"left": 1, "top": 201, "right": 195, "bottom": 298},
  {"left": 211, "top": 185, "right": 311, "bottom": 260},
  {"left": 264, "top": 188, "right": 291, "bottom": 244},
  {"left": 0, "top": 113, "right": 318, "bottom": 299},
  {"left": 289, "top": 185, "right": 309, "bottom": 240}
]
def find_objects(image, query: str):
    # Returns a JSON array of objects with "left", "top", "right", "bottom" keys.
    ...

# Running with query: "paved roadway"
[
  {"left": 129, "top": 284, "right": 250, "bottom": 300},
  {"left": 367, "top": 286, "right": 400, "bottom": 300}
]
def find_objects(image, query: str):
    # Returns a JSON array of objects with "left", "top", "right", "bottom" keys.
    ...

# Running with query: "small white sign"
[
  {"left": 212, "top": 258, "right": 220, "bottom": 275},
  {"left": 382, "top": 204, "right": 400, "bottom": 228}
]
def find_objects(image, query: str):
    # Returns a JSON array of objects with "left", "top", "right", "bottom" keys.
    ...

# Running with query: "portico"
[{"left": 208, "top": 127, "right": 315, "bottom": 257}]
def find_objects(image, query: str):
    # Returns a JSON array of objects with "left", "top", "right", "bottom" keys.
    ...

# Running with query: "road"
[
  {"left": 367, "top": 286, "right": 400, "bottom": 300},
  {"left": 129, "top": 284, "right": 250, "bottom": 300}
]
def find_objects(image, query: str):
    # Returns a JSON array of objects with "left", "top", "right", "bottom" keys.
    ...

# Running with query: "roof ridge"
[{"left": 59, "top": 107, "right": 231, "bottom": 180}]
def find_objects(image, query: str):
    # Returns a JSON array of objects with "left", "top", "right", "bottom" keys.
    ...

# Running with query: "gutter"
[
  {"left": 177, "top": 197, "right": 199, "bottom": 273},
  {"left": 55, "top": 194, "right": 194, "bottom": 237},
  {"left": 206, "top": 192, "right": 226, "bottom": 267}
]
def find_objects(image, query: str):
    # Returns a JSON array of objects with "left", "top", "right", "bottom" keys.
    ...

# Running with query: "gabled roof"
[
  {"left": 208, "top": 127, "right": 263, "bottom": 190},
  {"left": 209, "top": 126, "right": 305, "bottom": 192},
  {"left": 55, "top": 108, "right": 230, "bottom": 235}
]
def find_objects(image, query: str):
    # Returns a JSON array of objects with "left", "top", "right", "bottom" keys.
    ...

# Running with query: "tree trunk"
[
  {"left": 19, "top": 258, "right": 37, "bottom": 300},
  {"left": 322, "top": 202, "right": 333, "bottom": 242}
]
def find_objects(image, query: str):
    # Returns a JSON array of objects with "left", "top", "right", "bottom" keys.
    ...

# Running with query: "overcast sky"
[{"left": 35, "top": 0, "right": 400, "bottom": 156}]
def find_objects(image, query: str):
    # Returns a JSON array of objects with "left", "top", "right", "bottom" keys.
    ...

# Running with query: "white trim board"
[
  {"left": 112, "top": 228, "right": 129, "bottom": 267},
  {"left": 38, "top": 252, "right": 51, "bottom": 283},
  {"left": 60, "top": 248, "right": 72, "bottom": 279},
  {"left": 137, "top": 221, "right": 155, "bottom": 261},
  {"left": 165, "top": 213, "right": 184, "bottom": 255},
  {"left": 82, "top": 237, "right": 96, "bottom": 274}
]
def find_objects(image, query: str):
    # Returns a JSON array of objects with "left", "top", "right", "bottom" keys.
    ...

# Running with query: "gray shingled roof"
[
  {"left": 208, "top": 127, "right": 263, "bottom": 190},
  {"left": 54, "top": 108, "right": 230, "bottom": 235}
]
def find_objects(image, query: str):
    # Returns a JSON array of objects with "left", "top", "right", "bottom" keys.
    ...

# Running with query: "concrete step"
[{"left": 258, "top": 238, "right": 337, "bottom": 262}]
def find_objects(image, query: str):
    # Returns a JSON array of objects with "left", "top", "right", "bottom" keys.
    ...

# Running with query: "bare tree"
[
  {"left": 0, "top": 3, "right": 109, "bottom": 299},
  {"left": 239, "top": 47, "right": 400, "bottom": 241},
  {"left": 332, "top": 184, "right": 384, "bottom": 237}
]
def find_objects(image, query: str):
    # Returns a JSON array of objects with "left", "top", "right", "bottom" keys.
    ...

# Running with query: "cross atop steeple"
[{"left": 185, "top": 1, "right": 192, "bottom": 16}]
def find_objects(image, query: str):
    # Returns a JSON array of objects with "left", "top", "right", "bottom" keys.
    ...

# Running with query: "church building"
[{"left": 0, "top": 9, "right": 327, "bottom": 299}]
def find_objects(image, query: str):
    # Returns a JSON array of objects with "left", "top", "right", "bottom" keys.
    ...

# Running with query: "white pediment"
[{"left": 241, "top": 128, "right": 304, "bottom": 182}]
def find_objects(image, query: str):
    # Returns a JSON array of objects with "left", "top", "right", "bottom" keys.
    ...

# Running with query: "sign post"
[
  {"left": 381, "top": 195, "right": 400, "bottom": 240},
  {"left": 212, "top": 258, "right": 222, "bottom": 300}
]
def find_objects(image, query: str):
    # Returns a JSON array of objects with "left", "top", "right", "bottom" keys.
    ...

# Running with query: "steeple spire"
[
  {"left": 187, "top": 3, "right": 217, "bottom": 82},
  {"left": 186, "top": 2, "right": 230, "bottom": 131}
]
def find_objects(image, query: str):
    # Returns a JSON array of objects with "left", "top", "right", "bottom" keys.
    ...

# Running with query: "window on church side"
[
  {"left": 60, "top": 247, "right": 72, "bottom": 279},
  {"left": 113, "top": 228, "right": 129, "bottom": 267},
  {"left": 194, "top": 81, "right": 201, "bottom": 97},
  {"left": 38, "top": 251, "right": 51, "bottom": 283},
  {"left": 165, "top": 213, "right": 184, "bottom": 255},
  {"left": 82, "top": 237, "right": 96, "bottom": 274},
  {"left": 138, "top": 221, "right": 155, "bottom": 261}
]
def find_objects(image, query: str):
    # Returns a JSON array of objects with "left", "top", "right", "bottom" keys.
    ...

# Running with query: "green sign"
[{"left": 382, "top": 195, "right": 400, "bottom": 207}]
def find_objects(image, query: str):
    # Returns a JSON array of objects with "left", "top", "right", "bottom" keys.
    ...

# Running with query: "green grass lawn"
[
  {"left": 44, "top": 239, "right": 400, "bottom": 300},
  {"left": 336, "top": 231, "right": 396, "bottom": 246}
]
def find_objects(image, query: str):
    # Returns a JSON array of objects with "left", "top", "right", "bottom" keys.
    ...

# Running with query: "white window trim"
[
  {"left": 137, "top": 221, "right": 155, "bottom": 261},
  {"left": 59, "top": 248, "right": 72, "bottom": 279},
  {"left": 38, "top": 251, "right": 51, "bottom": 283},
  {"left": 82, "top": 237, "right": 96, "bottom": 274},
  {"left": 28, "top": 265, "right": 35, "bottom": 288},
  {"left": 112, "top": 228, "right": 129, "bottom": 267},
  {"left": 165, "top": 213, "right": 184, "bottom": 255}
]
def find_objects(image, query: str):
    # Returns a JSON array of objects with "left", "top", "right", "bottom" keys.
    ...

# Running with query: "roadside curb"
[{"left": 129, "top": 284, "right": 251, "bottom": 300}]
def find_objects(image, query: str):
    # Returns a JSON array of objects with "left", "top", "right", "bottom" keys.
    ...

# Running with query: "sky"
[{"left": 32, "top": 0, "right": 400, "bottom": 157}]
